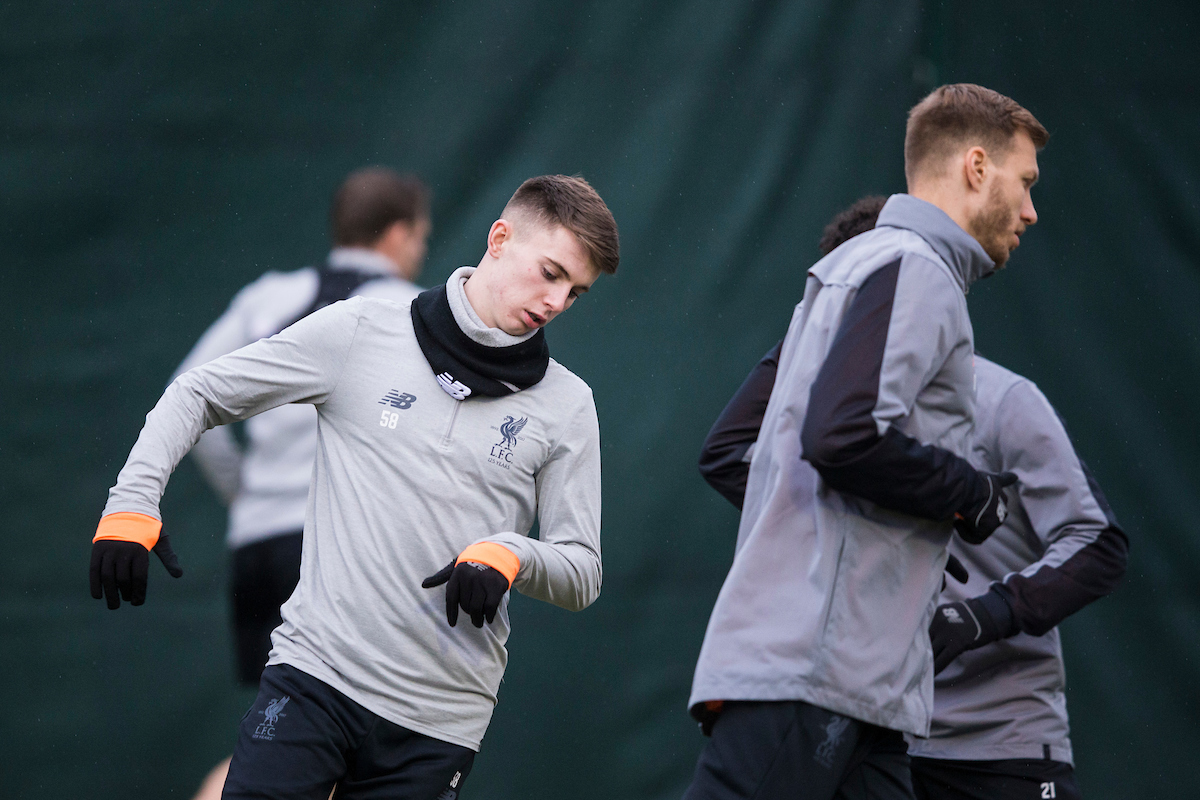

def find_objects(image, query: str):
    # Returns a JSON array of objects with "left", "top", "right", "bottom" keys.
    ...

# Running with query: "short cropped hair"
[
  {"left": 330, "top": 168, "right": 430, "bottom": 247},
  {"left": 905, "top": 84, "right": 1048, "bottom": 185},
  {"left": 503, "top": 175, "right": 620, "bottom": 275},
  {"left": 819, "top": 195, "right": 887, "bottom": 256}
]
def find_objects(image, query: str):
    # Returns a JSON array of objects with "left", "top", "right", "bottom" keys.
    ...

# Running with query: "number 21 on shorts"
[{"left": 1041, "top": 782, "right": 1056, "bottom": 799}]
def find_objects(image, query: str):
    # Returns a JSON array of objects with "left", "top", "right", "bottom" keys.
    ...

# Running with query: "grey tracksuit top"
[
  {"left": 104, "top": 267, "right": 602, "bottom": 750},
  {"left": 688, "top": 194, "right": 996, "bottom": 737},
  {"left": 173, "top": 248, "right": 422, "bottom": 549},
  {"left": 699, "top": 353, "right": 1128, "bottom": 763},
  {"left": 909, "top": 356, "right": 1127, "bottom": 764}
]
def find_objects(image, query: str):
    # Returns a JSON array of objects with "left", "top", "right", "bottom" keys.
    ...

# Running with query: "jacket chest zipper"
[{"left": 440, "top": 402, "right": 461, "bottom": 449}]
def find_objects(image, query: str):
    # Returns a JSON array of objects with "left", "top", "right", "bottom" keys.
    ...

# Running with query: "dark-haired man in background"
[
  {"left": 91, "top": 174, "right": 620, "bottom": 799},
  {"left": 177, "top": 167, "right": 432, "bottom": 800},
  {"left": 177, "top": 166, "right": 432, "bottom": 688},
  {"left": 697, "top": 195, "right": 1127, "bottom": 800},
  {"left": 682, "top": 84, "right": 1047, "bottom": 799}
]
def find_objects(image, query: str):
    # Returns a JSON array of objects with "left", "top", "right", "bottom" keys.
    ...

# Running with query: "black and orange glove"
[
  {"left": 421, "top": 542, "right": 520, "bottom": 628},
  {"left": 90, "top": 512, "right": 183, "bottom": 609}
]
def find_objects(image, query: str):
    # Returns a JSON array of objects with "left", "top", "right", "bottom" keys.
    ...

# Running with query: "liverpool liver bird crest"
[
  {"left": 264, "top": 696, "right": 290, "bottom": 724},
  {"left": 498, "top": 416, "right": 528, "bottom": 450}
]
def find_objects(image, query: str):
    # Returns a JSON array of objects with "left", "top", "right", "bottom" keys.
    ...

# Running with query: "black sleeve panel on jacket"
[
  {"left": 995, "top": 454, "right": 1130, "bottom": 637},
  {"left": 800, "top": 259, "right": 984, "bottom": 521},
  {"left": 698, "top": 341, "right": 782, "bottom": 510}
]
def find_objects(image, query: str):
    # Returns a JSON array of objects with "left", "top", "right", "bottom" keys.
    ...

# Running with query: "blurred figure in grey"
[
  {"left": 175, "top": 167, "right": 431, "bottom": 686},
  {"left": 909, "top": 351, "right": 1128, "bottom": 800}
]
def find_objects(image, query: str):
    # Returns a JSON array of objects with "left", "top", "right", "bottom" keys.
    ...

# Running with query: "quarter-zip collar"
[
  {"left": 446, "top": 266, "right": 538, "bottom": 347},
  {"left": 876, "top": 194, "right": 996, "bottom": 294}
]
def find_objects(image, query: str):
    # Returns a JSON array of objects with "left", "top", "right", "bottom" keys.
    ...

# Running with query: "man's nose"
[
  {"left": 1022, "top": 194, "right": 1038, "bottom": 226},
  {"left": 546, "top": 286, "right": 570, "bottom": 313}
]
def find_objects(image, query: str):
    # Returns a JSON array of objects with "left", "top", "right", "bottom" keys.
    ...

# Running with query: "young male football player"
[
  {"left": 683, "top": 84, "right": 1047, "bottom": 799},
  {"left": 89, "top": 174, "right": 618, "bottom": 800},
  {"left": 700, "top": 198, "right": 1128, "bottom": 800}
]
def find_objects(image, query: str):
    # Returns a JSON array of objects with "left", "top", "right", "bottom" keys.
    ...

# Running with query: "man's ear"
[
  {"left": 486, "top": 218, "right": 513, "bottom": 258},
  {"left": 963, "top": 146, "right": 989, "bottom": 192}
]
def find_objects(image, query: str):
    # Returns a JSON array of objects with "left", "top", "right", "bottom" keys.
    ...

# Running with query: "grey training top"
[
  {"left": 909, "top": 356, "right": 1128, "bottom": 764},
  {"left": 689, "top": 195, "right": 996, "bottom": 737},
  {"left": 104, "top": 268, "right": 603, "bottom": 750}
]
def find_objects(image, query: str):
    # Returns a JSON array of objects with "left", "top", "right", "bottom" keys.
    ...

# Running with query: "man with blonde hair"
[
  {"left": 90, "top": 174, "right": 619, "bottom": 799},
  {"left": 683, "top": 85, "right": 1047, "bottom": 799}
]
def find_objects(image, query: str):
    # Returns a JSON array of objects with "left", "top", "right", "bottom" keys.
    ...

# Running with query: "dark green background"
[{"left": 2, "top": 1, "right": 1197, "bottom": 797}]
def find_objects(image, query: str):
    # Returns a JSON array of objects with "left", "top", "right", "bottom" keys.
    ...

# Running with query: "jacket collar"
[
  {"left": 327, "top": 247, "right": 398, "bottom": 277},
  {"left": 876, "top": 194, "right": 995, "bottom": 293}
]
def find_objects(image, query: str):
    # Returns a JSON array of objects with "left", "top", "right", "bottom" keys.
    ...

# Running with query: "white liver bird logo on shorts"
[
  {"left": 253, "top": 695, "right": 291, "bottom": 741},
  {"left": 264, "top": 696, "right": 290, "bottom": 724}
]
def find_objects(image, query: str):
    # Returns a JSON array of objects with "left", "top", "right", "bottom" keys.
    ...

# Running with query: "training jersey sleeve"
[
  {"left": 698, "top": 341, "right": 781, "bottom": 510},
  {"left": 982, "top": 380, "right": 1129, "bottom": 635},
  {"left": 169, "top": 284, "right": 264, "bottom": 504},
  {"left": 481, "top": 390, "right": 602, "bottom": 612},
  {"left": 103, "top": 299, "right": 364, "bottom": 521},
  {"left": 800, "top": 255, "right": 987, "bottom": 521}
]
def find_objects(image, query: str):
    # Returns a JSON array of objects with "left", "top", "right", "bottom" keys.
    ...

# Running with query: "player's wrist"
[
  {"left": 456, "top": 542, "right": 520, "bottom": 587},
  {"left": 94, "top": 512, "right": 162, "bottom": 551},
  {"left": 968, "top": 588, "right": 1018, "bottom": 640}
]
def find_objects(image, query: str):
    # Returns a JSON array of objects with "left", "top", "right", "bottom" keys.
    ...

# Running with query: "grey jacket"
[
  {"left": 688, "top": 194, "right": 997, "bottom": 736},
  {"left": 698, "top": 353, "right": 1128, "bottom": 762},
  {"left": 909, "top": 356, "right": 1128, "bottom": 764},
  {"left": 104, "top": 269, "right": 602, "bottom": 750}
]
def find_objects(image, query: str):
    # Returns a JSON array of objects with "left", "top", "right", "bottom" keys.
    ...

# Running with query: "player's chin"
[{"left": 500, "top": 316, "right": 533, "bottom": 336}]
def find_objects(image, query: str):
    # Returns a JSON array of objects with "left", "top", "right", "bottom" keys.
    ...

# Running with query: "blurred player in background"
[
  {"left": 699, "top": 197, "right": 1128, "bottom": 800},
  {"left": 90, "top": 174, "right": 617, "bottom": 800},
  {"left": 179, "top": 166, "right": 432, "bottom": 688},
  {"left": 178, "top": 167, "right": 431, "bottom": 799},
  {"left": 682, "top": 85, "right": 1047, "bottom": 800}
]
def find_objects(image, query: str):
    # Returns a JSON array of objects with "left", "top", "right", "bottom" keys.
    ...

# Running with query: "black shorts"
[
  {"left": 224, "top": 664, "right": 475, "bottom": 800},
  {"left": 230, "top": 531, "right": 304, "bottom": 686},
  {"left": 682, "top": 700, "right": 915, "bottom": 800},
  {"left": 911, "top": 756, "right": 1081, "bottom": 800}
]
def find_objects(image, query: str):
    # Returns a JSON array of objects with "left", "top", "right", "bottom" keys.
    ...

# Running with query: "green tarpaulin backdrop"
[{"left": 2, "top": 1, "right": 1197, "bottom": 797}]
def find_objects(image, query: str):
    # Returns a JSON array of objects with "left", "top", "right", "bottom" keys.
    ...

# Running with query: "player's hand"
[
  {"left": 421, "top": 543, "right": 520, "bottom": 628},
  {"left": 89, "top": 513, "right": 183, "bottom": 609},
  {"left": 954, "top": 471, "right": 1017, "bottom": 544},
  {"left": 929, "top": 594, "right": 1009, "bottom": 674}
]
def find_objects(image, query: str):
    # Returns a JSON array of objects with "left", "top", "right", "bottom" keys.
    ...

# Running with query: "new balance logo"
[
  {"left": 379, "top": 390, "right": 417, "bottom": 410},
  {"left": 437, "top": 372, "right": 471, "bottom": 400},
  {"left": 942, "top": 607, "right": 965, "bottom": 624}
]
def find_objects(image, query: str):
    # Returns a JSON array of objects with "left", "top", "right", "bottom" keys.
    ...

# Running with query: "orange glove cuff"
[
  {"left": 456, "top": 542, "right": 520, "bottom": 587},
  {"left": 94, "top": 512, "right": 162, "bottom": 551}
]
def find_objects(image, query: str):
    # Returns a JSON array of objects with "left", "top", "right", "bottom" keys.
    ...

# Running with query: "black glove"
[
  {"left": 422, "top": 559, "right": 511, "bottom": 628},
  {"left": 930, "top": 589, "right": 1017, "bottom": 674},
  {"left": 954, "top": 471, "right": 1017, "bottom": 544},
  {"left": 942, "top": 553, "right": 969, "bottom": 591},
  {"left": 89, "top": 535, "right": 183, "bottom": 610}
]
